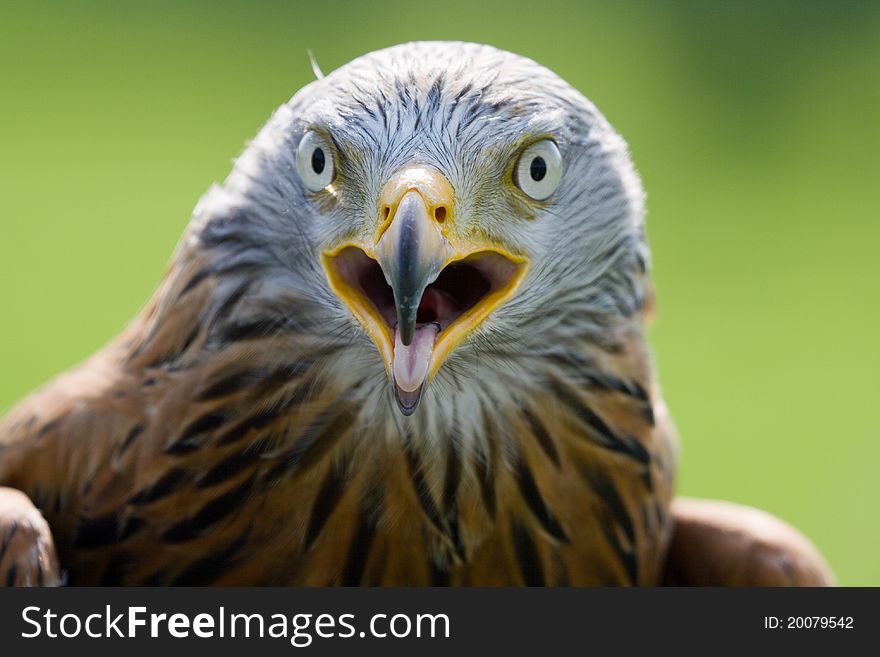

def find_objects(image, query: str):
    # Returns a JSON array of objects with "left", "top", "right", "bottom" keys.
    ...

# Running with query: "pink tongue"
[{"left": 393, "top": 324, "right": 440, "bottom": 392}]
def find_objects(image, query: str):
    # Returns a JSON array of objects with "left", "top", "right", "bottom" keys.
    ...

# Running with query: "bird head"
[{"left": 193, "top": 42, "right": 649, "bottom": 421}]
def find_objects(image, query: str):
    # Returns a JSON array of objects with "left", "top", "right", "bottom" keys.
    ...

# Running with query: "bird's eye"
[
  {"left": 514, "top": 139, "right": 563, "bottom": 201},
  {"left": 295, "top": 130, "right": 336, "bottom": 192}
]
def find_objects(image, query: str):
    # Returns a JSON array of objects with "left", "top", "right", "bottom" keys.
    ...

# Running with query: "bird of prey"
[{"left": 0, "top": 42, "right": 833, "bottom": 586}]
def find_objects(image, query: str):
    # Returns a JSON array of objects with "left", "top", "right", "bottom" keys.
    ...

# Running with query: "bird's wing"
[
  {"left": 0, "top": 249, "right": 214, "bottom": 560},
  {"left": 662, "top": 497, "right": 835, "bottom": 586}
]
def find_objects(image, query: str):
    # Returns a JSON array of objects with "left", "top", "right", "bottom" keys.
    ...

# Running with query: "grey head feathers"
[{"left": 176, "top": 41, "right": 650, "bottom": 440}]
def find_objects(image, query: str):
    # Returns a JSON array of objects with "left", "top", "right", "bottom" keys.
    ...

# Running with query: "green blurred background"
[{"left": 1, "top": 1, "right": 877, "bottom": 584}]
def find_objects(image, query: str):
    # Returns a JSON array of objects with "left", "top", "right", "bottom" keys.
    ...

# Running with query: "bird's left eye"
[
  {"left": 296, "top": 130, "right": 336, "bottom": 192},
  {"left": 514, "top": 139, "right": 563, "bottom": 201}
]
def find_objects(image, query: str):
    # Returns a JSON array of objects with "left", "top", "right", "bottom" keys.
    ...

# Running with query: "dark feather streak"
[
  {"left": 520, "top": 406, "right": 560, "bottom": 467},
  {"left": 160, "top": 476, "right": 254, "bottom": 543},
  {"left": 304, "top": 463, "right": 347, "bottom": 550},
  {"left": 196, "top": 360, "right": 313, "bottom": 402},
  {"left": 198, "top": 449, "right": 259, "bottom": 489},
  {"left": 5, "top": 564, "right": 17, "bottom": 586},
  {"left": 580, "top": 461, "right": 639, "bottom": 584},
  {"left": 430, "top": 560, "right": 451, "bottom": 586},
  {"left": 75, "top": 513, "right": 143, "bottom": 549},
  {"left": 129, "top": 467, "right": 188, "bottom": 505},
  {"left": 476, "top": 415, "right": 499, "bottom": 520},
  {"left": 443, "top": 442, "right": 461, "bottom": 513},
  {"left": 550, "top": 379, "right": 651, "bottom": 465},
  {"left": 514, "top": 459, "right": 568, "bottom": 542},
  {"left": 117, "top": 424, "right": 144, "bottom": 456},
  {"left": 169, "top": 530, "right": 250, "bottom": 586},
  {"left": 341, "top": 494, "right": 380, "bottom": 586},
  {"left": 0, "top": 521, "right": 19, "bottom": 563},
  {"left": 404, "top": 443, "right": 444, "bottom": 532},
  {"left": 511, "top": 521, "right": 544, "bottom": 586},
  {"left": 165, "top": 411, "right": 226, "bottom": 454},
  {"left": 36, "top": 418, "right": 60, "bottom": 439},
  {"left": 268, "top": 402, "right": 357, "bottom": 480}
]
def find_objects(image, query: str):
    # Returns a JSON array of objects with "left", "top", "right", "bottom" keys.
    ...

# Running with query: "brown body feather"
[{"left": 0, "top": 254, "right": 674, "bottom": 585}]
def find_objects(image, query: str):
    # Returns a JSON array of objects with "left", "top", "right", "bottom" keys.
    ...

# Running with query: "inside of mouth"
[{"left": 332, "top": 247, "right": 519, "bottom": 336}]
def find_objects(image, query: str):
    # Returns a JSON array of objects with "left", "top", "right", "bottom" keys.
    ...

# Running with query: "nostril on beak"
[
  {"left": 382, "top": 205, "right": 391, "bottom": 221},
  {"left": 434, "top": 206, "right": 447, "bottom": 223}
]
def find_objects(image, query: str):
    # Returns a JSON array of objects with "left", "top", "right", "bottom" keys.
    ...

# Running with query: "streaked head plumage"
[{"left": 188, "top": 41, "right": 650, "bottom": 430}]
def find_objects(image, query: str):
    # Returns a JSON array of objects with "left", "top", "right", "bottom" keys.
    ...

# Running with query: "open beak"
[{"left": 322, "top": 166, "right": 528, "bottom": 415}]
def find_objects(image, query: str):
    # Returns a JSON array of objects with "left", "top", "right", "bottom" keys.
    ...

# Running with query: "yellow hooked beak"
[{"left": 321, "top": 166, "right": 529, "bottom": 415}]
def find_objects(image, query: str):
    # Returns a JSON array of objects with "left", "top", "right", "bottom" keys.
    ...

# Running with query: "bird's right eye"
[{"left": 296, "top": 130, "right": 336, "bottom": 192}]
